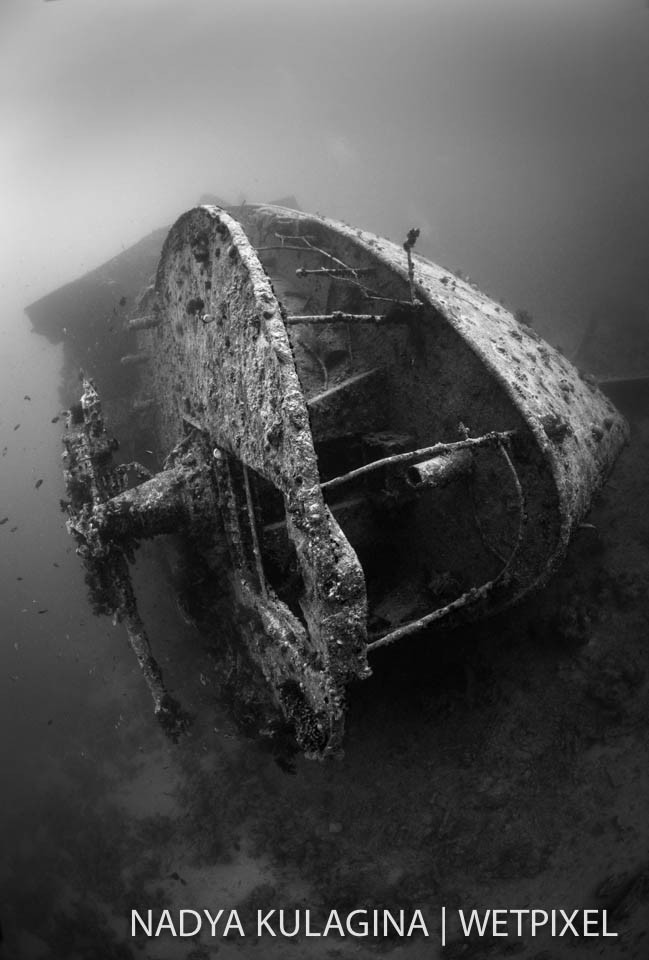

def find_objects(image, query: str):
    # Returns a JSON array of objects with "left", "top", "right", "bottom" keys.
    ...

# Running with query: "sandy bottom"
[{"left": 3, "top": 419, "right": 649, "bottom": 960}]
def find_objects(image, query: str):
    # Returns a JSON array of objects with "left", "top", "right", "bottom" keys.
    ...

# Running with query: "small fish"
[
  {"left": 16, "top": 576, "right": 23, "bottom": 581},
  {"left": 10, "top": 526, "right": 17, "bottom": 533},
  {"left": 0, "top": 517, "right": 7, "bottom": 525},
  {"left": 2, "top": 447, "right": 6, "bottom": 456},
  {"left": 13, "top": 424, "right": 20, "bottom": 431},
  {"left": 51, "top": 416, "right": 60, "bottom": 424},
  {"left": 24, "top": 395, "right": 31, "bottom": 401},
  {"left": 37, "top": 609, "right": 48, "bottom": 614},
  {"left": 53, "top": 562, "right": 59, "bottom": 568},
  {"left": 35, "top": 479, "right": 43, "bottom": 490}
]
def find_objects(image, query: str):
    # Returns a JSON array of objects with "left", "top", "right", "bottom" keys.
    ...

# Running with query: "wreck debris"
[
  {"left": 403, "top": 227, "right": 420, "bottom": 303},
  {"left": 62, "top": 378, "right": 192, "bottom": 740},
  {"left": 319, "top": 431, "right": 516, "bottom": 492},
  {"left": 287, "top": 312, "right": 412, "bottom": 325},
  {"left": 58, "top": 201, "right": 628, "bottom": 757},
  {"left": 367, "top": 437, "right": 526, "bottom": 651},
  {"left": 407, "top": 449, "right": 474, "bottom": 489}
]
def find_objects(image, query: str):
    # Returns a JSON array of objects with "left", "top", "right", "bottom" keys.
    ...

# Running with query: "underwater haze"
[{"left": 2, "top": 1, "right": 649, "bottom": 958}]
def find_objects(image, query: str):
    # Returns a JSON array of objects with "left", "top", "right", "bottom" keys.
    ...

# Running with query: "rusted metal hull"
[
  {"left": 56, "top": 203, "right": 627, "bottom": 756},
  {"left": 232, "top": 205, "right": 627, "bottom": 597}
]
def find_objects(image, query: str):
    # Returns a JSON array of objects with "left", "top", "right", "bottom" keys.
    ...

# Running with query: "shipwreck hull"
[
  {"left": 235, "top": 205, "right": 626, "bottom": 589},
  {"left": 42, "top": 202, "right": 628, "bottom": 755},
  {"left": 143, "top": 207, "right": 370, "bottom": 754},
  {"left": 137, "top": 206, "right": 626, "bottom": 635}
]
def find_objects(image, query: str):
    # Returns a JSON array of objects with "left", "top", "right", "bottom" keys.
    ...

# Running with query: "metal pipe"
[
  {"left": 320, "top": 430, "right": 516, "bottom": 492},
  {"left": 367, "top": 439, "right": 526, "bottom": 652},
  {"left": 287, "top": 312, "right": 406, "bottom": 325},
  {"left": 406, "top": 450, "right": 473, "bottom": 488}
]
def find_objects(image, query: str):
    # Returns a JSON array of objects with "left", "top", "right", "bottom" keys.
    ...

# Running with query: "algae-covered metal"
[{"left": 59, "top": 203, "right": 628, "bottom": 756}]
